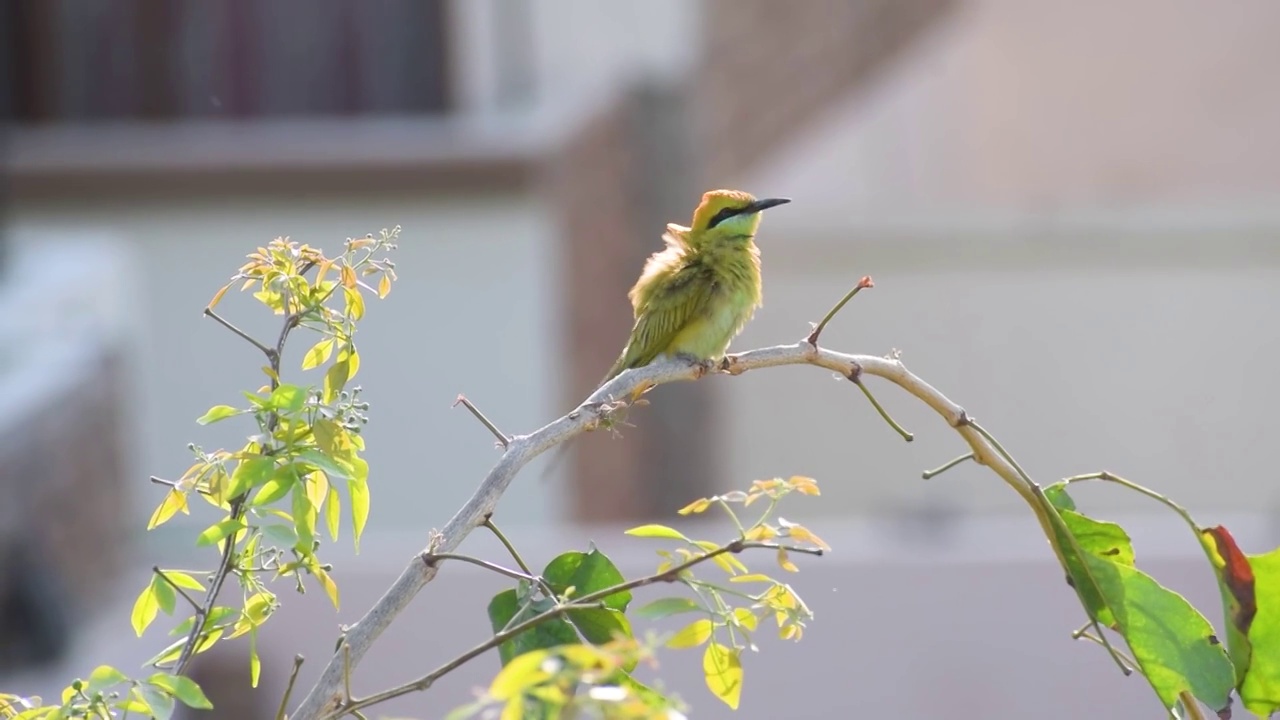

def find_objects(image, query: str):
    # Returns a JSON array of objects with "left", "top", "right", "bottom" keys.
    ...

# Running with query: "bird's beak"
[{"left": 746, "top": 197, "right": 791, "bottom": 213}]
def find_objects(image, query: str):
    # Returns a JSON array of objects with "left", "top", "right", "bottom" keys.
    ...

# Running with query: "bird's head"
[{"left": 689, "top": 189, "right": 790, "bottom": 239}]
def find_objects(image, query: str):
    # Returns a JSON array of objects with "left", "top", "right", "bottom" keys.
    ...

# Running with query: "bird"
[
  {"left": 539, "top": 190, "right": 789, "bottom": 481},
  {"left": 598, "top": 189, "right": 790, "bottom": 388}
]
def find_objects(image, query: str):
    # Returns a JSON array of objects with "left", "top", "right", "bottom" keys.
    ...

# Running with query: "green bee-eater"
[{"left": 599, "top": 189, "right": 790, "bottom": 387}]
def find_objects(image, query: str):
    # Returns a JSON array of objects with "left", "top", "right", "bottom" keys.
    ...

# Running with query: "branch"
[
  {"left": 326, "top": 539, "right": 820, "bottom": 717},
  {"left": 453, "top": 394, "right": 510, "bottom": 448},
  {"left": 291, "top": 339, "right": 1061, "bottom": 719}
]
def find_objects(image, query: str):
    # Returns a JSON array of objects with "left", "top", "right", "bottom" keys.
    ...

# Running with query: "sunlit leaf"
[
  {"left": 543, "top": 550, "right": 631, "bottom": 611},
  {"left": 677, "top": 498, "right": 712, "bottom": 516},
  {"left": 776, "top": 548, "right": 798, "bottom": 573},
  {"left": 634, "top": 597, "right": 701, "bottom": 620},
  {"left": 315, "top": 567, "right": 340, "bottom": 610},
  {"left": 325, "top": 486, "right": 341, "bottom": 541},
  {"left": 196, "top": 405, "right": 240, "bottom": 425},
  {"left": 131, "top": 584, "right": 160, "bottom": 637},
  {"left": 702, "top": 641, "right": 743, "bottom": 709},
  {"left": 377, "top": 274, "right": 392, "bottom": 299},
  {"left": 226, "top": 457, "right": 276, "bottom": 499},
  {"left": 349, "top": 476, "right": 369, "bottom": 551},
  {"left": 623, "top": 524, "right": 689, "bottom": 542},
  {"left": 195, "top": 519, "right": 246, "bottom": 547},
  {"left": 301, "top": 338, "right": 335, "bottom": 371},
  {"left": 147, "top": 673, "right": 212, "bottom": 710},
  {"left": 666, "top": 618, "right": 713, "bottom": 649},
  {"left": 86, "top": 665, "right": 127, "bottom": 693},
  {"left": 148, "top": 489, "right": 190, "bottom": 530},
  {"left": 1201, "top": 526, "right": 1280, "bottom": 716}
]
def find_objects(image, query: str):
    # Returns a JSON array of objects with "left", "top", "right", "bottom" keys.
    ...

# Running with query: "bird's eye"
[{"left": 706, "top": 206, "right": 742, "bottom": 229}]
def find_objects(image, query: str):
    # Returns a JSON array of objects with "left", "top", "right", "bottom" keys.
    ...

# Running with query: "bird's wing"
[{"left": 607, "top": 262, "right": 715, "bottom": 380}]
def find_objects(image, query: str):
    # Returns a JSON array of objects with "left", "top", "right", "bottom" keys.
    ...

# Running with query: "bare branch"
[
  {"left": 289, "top": 340, "right": 1056, "bottom": 719},
  {"left": 453, "top": 394, "right": 510, "bottom": 448},
  {"left": 807, "top": 275, "right": 874, "bottom": 346},
  {"left": 203, "top": 308, "right": 275, "bottom": 359}
]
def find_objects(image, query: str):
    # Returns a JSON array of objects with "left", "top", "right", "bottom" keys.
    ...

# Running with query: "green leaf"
[
  {"left": 349, "top": 475, "right": 369, "bottom": 551},
  {"left": 147, "top": 673, "right": 213, "bottom": 710},
  {"left": 1050, "top": 507, "right": 1130, "bottom": 629},
  {"left": 623, "top": 524, "right": 689, "bottom": 541},
  {"left": 567, "top": 607, "right": 632, "bottom": 646},
  {"left": 542, "top": 549, "right": 631, "bottom": 611},
  {"left": 138, "top": 684, "right": 175, "bottom": 720},
  {"left": 667, "top": 618, "right": 713, "bottom": 649},
  {"left": 226, "top": 456, "right": 275, "bottom": 498},
  {"left": 1043, "top": 481, "right": 1077, "bottom": 512},
  {"left": 85, "top": 665, "right": 127, "bottom": 693},
  {"left": 635, "top": 596, "right": 702, "bottom": 620},
  {"left": 702, "top": 641, "right": 743, "bottom": 709},
  {"left": 323, "top": 358, "right": 351, "bottom": 403},
  {"left": 267, "top": 384, "right": 308, "bottom": 414},
  {"left": 160, "top": 571, "right": 205, "bottom": 592},
  {"left": 301, "top": 337, "right": 335, "bottom": 370},
  {"left": 195, "top": 518, "right": 246, "bottom": 547},
  {"left": 151, "top": 575, "right": 176, "bottom": 615},
  {"left": 249, "top": 467, "right": 296, "bottom": 507},
  {"left": 297, "top": 448, "right": 350, "bottom": 480},
  {"left": 320, "top": 486, "right": 340, "bottom": 542},
  {"left": 487, "top": 589, "right": 578, "bottom": 667},
  {"left": 292, "top": 483, "right": 316, "bottom": 550},
  {"left": 1086, "top": 553, "right": 1234, "bottom": 713},
  {"left": 196, "top": 405, "right": 240, "bottom": 425},
  {"left": 262, "top": 523, "right": 298, "bottom": 547},
  {"left": 131, "top": 584, "right": 160, "bottom": 637}
]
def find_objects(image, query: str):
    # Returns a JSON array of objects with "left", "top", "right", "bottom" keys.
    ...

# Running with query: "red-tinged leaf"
[{"left": 1201, "top": 526, "right": 1280, "bottom": 716}]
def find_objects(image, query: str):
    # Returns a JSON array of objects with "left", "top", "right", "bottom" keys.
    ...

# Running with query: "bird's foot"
[{"left": 674, "top": 352, "right": 716, "bottom": 379}]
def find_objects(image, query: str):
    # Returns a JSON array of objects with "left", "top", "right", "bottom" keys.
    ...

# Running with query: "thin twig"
[
  {"left": 453, "top": 394, "right": 511, "bottom": 448},
  {"left": 422, "top": 552, "right": 543, "bottom": 586},
  {"left": 806, "top": 276, "right": 874, "bottom": 346},
  {"left": 1074, "top": 629, "right": 1136, "bottom": 676},
  {"left": 152, "top": 567, "right": 202, "bottom": 613},
  {"left": 150, "top": 475, "right": 211, "bottom": 496},
  {"left": 203, "top": 308, "right": 275, "bottom": 359},
  {"left": 483, "top": 517, "right": 534, "bottom": 576},
  {"left": 922, "top": 453, "right": 974, "bottom": 480},
  {"left": 325, "top": 539, "right": 821, "bottom": 718},
  {"left": 275, "top": 656, "right": 306, "bottom": 720},
  {"left": 849, "top": 368, "right": 913, "bottom": 441},
  {"left": 287, "top": 341, "right": 1078, "bottom": 719}
]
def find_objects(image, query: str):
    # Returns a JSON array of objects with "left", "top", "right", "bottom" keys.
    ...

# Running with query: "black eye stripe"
[{"left": 707, "top": 206, "right": 743, "bottom": 229}]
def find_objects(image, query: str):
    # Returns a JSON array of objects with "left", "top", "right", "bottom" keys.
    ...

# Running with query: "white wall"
[{"left": 9, "top": 191, "right": 568, "bottom": 535}]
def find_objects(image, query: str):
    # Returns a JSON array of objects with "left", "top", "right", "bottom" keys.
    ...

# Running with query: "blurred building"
[{"left": 4, "top": 1, "right": 1280, "bottom": 718}]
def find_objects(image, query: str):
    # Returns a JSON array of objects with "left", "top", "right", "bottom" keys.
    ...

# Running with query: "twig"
[
  {"left": 453, "top": 395, "right": 510, "bottom": 448},
  {"left": 203, "top": 308, "right": 275, "bottom": 359},
  {"left": 922, "top": 453, "right": 974, "bottom": 480},
  {"left": 175, "top": 306, "right": 299, "bottom": 675},
  {"left": 482, "top": 518, "right": 539, "bottom": 581},
  {"left": 152, "top": 567, "right": 201, "bottom": 613},
  {"left": 848, "top": 367, "right": 913, "bottom": 441},
  {"left": 150, "top": 475, "right": 211, "bottom": 496},
  {"left": 288, "top": 341, "right": 1073, "bottom": 719},
  {"left": 422, "top": 552, "right": 543, "bottom": 586},
  {"left": 324, "top": 539, "right": 821, "bottom": 718},
  {"left": 806, "top": 276, "right": 874, "bottom": 346},
  {"left": 275, "top": 656, "right": 305, "bottom": 720},
  {"left": 1074, "top": 629, "right": 1136, "bottom": 675}
]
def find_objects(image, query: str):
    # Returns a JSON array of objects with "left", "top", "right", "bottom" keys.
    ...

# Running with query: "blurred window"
[{"left": 4, "top": 0, "right": 451, "bottom": 124}]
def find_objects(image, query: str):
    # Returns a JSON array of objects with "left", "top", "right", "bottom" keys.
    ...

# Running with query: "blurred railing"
[{"left": 5, "top": 0, "right": 450, "bottom": 123}]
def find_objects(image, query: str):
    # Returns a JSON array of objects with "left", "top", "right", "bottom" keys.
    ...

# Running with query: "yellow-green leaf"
[
  {"left": 147, "top": 673, "right": 212, "bottom": 710},
  {"left": 131, "top": 584, "right": 160, "bottom": 637},
  {"left": 148, "top": 489, "right": 189, "bottom": 530},
  {"left": 301, "top": 338, "right": 335, "bottom": 371},
  {"left": 777, "top": 547, "right": 798, "bottom": 573},
  {"left": 677, "top": 498, "right": 712, "bottom": 515},
  {"left": 732, "top": 607, "right": 759, "bottom": 631},
  {"left": 248, "top": 629, "right": 261, "bottom": 688},
  {"left": 196, "top": 405, "right": 240, "bottom": 425},
  {"left": 377, "top": 273, "right": 392, "bottom": 299},
  {"left": 315, "top": 567, "right": 340, "bottom": 610},
  {"left": 490, "top": 649, "right": 552, "bottom": 700},
  {"left": 623, "top": 524, "right": 689, "bottom": 541},
  {"left": 196, "top": 518, "right": 246, "bottom": 547},
  {"left": 349, "top": 477, "right": 369, "bottom": 551},
  {"left": 703, "top": 641, "right": 743, "bottom": 709},
  {"left": 343, "top": 286, "right": 365, "bottom": 320},
  {"left": 324, "top": 486, "right": 341, "bottom": 541},
  {"left": 666, "top": 618, "right": 714, "bottom": 649},
  {"left": 161, "top": 571, "right": 205, "bottom": 592}
]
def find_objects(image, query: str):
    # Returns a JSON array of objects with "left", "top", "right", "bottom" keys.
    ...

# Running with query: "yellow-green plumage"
[{"left": 600, "top": 189, "right": 790, "bottom": 385}]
